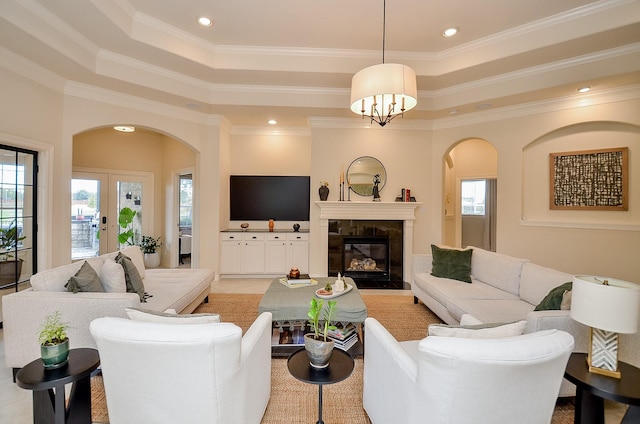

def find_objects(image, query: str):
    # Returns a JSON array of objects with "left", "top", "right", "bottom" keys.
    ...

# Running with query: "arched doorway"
[{"left": 443, "top": 139, "right": 498, "bottom": 250}]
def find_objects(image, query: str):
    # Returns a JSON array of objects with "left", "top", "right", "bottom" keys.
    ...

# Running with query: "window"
[
  {"left": 461, "top": 180, "right": 486, "bottom": 216},
  {"left": 179, "top": 175, "right": 192, "bottom": 230}
]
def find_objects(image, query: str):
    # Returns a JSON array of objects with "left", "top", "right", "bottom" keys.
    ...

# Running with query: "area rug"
[{"left": 90, "top": 293, "right": 575, "bottom": 423}]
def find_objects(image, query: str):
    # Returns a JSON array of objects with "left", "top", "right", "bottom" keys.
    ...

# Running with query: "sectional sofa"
[{"left": 2, "top": 246, "right": 214, "bottom": 371}]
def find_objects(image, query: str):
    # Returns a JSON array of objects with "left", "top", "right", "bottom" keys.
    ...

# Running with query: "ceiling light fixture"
[
  {"left": 578, "top": 86, "right": 591, "bottom": 93},
  {"left": 197, "top": 17, "right": 213, "bottom": 27},
  {"left": 113, "top": 125, "right": 135, "bottom": 133},
  {"left": 268, "top": 119, "right": 277, "bottom": 125},
  {"left": 350, "top": 0, "right": 417, "bottom": 127},
  {"left": 442, "top": 27, "right": 459, "bottom": 37}
]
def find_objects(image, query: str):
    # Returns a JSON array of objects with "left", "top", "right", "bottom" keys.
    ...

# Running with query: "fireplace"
[
  {"left": 317, "top": 201, "right": 420, "bottom": 290},
  {"left": 328, "top": 220, "right": 404, "bottom": 289}
]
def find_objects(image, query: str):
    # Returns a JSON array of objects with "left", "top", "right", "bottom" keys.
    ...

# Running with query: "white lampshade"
[
  {"left": 570, "top": 275, "right": 640, "bottom": 334},
  {"left": 350, "top": 63, "right": 417, "bottom": 119}
]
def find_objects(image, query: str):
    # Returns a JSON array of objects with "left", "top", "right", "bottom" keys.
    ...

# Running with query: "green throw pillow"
[
  {"left": 430, "top": 245, "right": 473, "bottom": 283},
  {"left": 116, "top": 252, "right": 146, "bottom": 302},
  {"left": 65, "top": 261, "right": 104, "bottom": 293},
  {"left": 534, "top": 281, "right": 572, "bottom": 311}
]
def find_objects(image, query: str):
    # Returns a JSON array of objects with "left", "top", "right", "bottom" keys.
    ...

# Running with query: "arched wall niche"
[
  {"left": 442, "top": 137, "right": 497, "bottom": 247},
  {"left": 521, "top": 121, "right": 640, "bottom": 228}
]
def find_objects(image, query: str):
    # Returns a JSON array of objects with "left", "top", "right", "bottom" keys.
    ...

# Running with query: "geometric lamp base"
[{"left": 587, "top": 327, "right": 621, "bottom": 379}]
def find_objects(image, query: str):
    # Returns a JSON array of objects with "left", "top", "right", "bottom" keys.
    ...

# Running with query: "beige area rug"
[{"left": 90, "top": 293, "right": 575, "bottom": 423}]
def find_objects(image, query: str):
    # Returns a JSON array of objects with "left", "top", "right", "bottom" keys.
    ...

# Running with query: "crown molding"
[
  {"left": 230, "top": 126, "right": 311, "bottom": 137},
  {"left": 308, "top": 117, "right": 433, "bottom": 131},
  {"left": 0, "top": 47, "right": 66, "bottom": 91}
]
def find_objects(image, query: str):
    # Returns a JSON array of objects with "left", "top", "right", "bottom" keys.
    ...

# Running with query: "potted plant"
[
  {"left": 0, "top": 220, "right": 26, "bottom": 286},
  {"left": 139, "top": 235, "right": 162, "bottom": 268},
  {"left": 117, "top": 207, "right": 137, "bottom": 247},
  {"left": 38, "top": 311, "right": 70, "bottom": 369},
  {"left": 304, "top": 297, "right": 337, "bottom": 368}
]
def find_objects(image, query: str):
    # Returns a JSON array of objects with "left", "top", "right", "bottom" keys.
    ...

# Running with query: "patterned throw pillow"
[
  {"left": 430, "top": 244, "right": 473, "bottom": 283},
  {"left": 65, "top": 261, "right": 104, "bottom": 293},
  {"left": 115, "top": 252, "right": 146, "bottom": 302}
]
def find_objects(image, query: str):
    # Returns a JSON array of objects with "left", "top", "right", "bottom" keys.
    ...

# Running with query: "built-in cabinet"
[{"left": 220, "top": 231, "right": 309, "bottom": 276}]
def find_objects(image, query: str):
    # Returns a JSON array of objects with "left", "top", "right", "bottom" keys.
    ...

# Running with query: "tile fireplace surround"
[{"left": 316, "top": 201, "right": 421, "bottom": 284}]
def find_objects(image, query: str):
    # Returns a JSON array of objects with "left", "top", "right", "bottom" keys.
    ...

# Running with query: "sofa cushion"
[
  {"left": 31, "top": 258, "right": 103, "bottom": 292},
  {"left": 116, "top": 253, "right": 145, "bottom": 302},
  {"left": 468, "top": 247, "right": 528, "bottom": 296},
  {"left": 534, "top": 282, "right": 572, "bottom": 311},
  {"left": 100, "top": 257, "right": 126, "bottom": 293},
  {"left": 446, "top": 298, "right": 535, "bottom": 323},
  {"left": 125, "top": 307, "right": 220, "bottom": 324},
  {"left": 414, "top": 273, "right": 519, "bottom": 308},
  {"left": 519, "top": 262, "right": 573, "bottom": 306},
  {"left": 65, "top": 261, "right": 104, "bottom": 293},
  {"left": 428, "top": 320, "right": 526, "bottom": 339},
  {"left": 142, "top": 268, "right": 214, "bottom": 312},
  {"left": 103, "top": 246, "right": 145, "bottom": 279},
  {"left": 430, "top": 245, "right": 472, "bottom": 283}
]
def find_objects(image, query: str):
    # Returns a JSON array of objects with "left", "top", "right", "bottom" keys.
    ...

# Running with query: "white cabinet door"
[
  {"left": 287, "top": 233, "right": 309, "bottom": 273},
  {"left": 265, "top": 233, "right": 287, "bottom": 274},
  {"left": 242, "top": 233, "right": 265, "bottom": 274},
  {"left": 220, "top": 233, "right": 243, "bottom": 274}
]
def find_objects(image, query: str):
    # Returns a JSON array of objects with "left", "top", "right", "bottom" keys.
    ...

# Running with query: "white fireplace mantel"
[{"left": 316, "top": 201, "right": 421, "bottom": 282}]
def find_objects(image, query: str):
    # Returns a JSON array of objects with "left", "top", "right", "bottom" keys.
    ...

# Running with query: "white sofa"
[
  {"left": 412, "top": 246, "right": 589, "bottom": 397},
  {"left": 2, "top": 246, "right": 214, "bottom": 371}
]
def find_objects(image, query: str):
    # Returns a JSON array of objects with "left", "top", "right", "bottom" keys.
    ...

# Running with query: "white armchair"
[
  {"left": 363, "top": 317, "right": 574, "bottom": 424},
  {"left": 90, "top": 312, "right": 272, "bottom": 424}
]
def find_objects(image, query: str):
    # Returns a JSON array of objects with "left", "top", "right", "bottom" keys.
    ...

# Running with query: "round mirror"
[{"left": 347, "top": 156, "right": 387, "bottom": 196}]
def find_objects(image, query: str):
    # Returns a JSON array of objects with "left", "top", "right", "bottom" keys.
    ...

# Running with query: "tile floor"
[{"left": 0, "top": 278, "right": 627, "bottom": 423}]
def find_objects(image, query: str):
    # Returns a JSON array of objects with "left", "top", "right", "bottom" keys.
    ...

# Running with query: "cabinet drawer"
[
  {"left": 265, "top": 233, "right": 287, "bottom": 241},
  {"left": 221, "top": 233, "right": 243, "bottom": 241},
  {"left": 287, "top": 233, "right": 309, "bottom": 241},
  {"left": 242, "top": 233, "right": 264, "bottom": 241}
]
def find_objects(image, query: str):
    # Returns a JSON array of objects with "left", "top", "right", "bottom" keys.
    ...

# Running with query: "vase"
[
  {"left": 318, "top": 185, "right": 329, "bottom": 201},
  {"left": 144, "top": 252, "right": 161, "bottom": 268},
  {"left": 304, "top": 333, "right": 334, "bottom": 368},
  {"left": 41, "top": 339, "right": 70, "bottom": 369}
]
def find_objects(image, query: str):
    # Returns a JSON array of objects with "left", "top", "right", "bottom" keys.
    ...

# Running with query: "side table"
[
  {"left": 16, "top": 348, "right": 100, "bottom": 424},
  {"left": 288, "top": 348, "right": 355, "bottom": 424},
  {"left": 564, "top": 352, "right": 640, "bottom": 424}
]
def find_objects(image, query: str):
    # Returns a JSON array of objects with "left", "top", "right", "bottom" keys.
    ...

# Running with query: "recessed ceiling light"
[
  {"left": 113, "top": 126, "right": 135, "bottom": 133},
  {"left": 442, "top": 27, "right": 459, "bottom": 38},
  {"left": 577, "top": 86, "right": 591, "bottom": 93},
  {"left": 268, "top": 119, "right": 277, "bottom": 125},
  {"left": 449, "top": 109, "right": 459, "bottom": 115},
  {"left": 197, "top": 17, "right": 213, "bottom": 27}
]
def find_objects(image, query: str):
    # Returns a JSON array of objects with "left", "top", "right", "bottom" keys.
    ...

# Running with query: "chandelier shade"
[{"left": 350, "top": 63, "right": 417, "bottom": 126}]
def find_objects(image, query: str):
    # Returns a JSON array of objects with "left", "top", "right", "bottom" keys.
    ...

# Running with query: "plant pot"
[
  {"left": 0, "top": 259, "right": 22, "bottom": 285},
  {"left": 304, "top": 333, "right": 334, "bottom": 368},
  {"left": 41, "top": 339, "right": 70, "bottom": 370},
  {"left": 144, "top": 252, "right": 161, "bottom": 268}
]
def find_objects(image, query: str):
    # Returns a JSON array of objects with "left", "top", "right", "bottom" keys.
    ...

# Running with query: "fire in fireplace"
[{"left": 343, "top": 237, "right": 390, "bottom": 282}]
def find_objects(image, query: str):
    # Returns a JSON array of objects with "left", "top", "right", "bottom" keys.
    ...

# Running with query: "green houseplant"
[
  {"left": 117, "top": 207, "right": 137, "bottom": 246},
  {"left": 38, "top": 311, "right": 70, "bottom": 369},
  {"left": 304, "top": 298, "right": 337, "bottom": 368},
  {"left": 0, "top": 220, "right": 26, "bottom": 285},
  {"left": 139, "top": 235, "right": 162, "bottom": 268}
]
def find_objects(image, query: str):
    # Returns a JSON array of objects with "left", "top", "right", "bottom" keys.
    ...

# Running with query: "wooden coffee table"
[{"left": 258, "top": 277, "right": 368, "bottom": 356}]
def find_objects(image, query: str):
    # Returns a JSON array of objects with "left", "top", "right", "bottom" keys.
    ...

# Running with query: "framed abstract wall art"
[{"left": 549, "top": 147, "right": 628, "bottom": 211}]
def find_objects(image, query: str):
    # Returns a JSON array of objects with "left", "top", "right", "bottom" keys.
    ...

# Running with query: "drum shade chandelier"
[{"left": 350, "top": 0, "right": 417, "bottom": 127}]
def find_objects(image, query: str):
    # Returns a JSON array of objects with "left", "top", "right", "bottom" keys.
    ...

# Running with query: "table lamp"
[{"left": 570, "top": 275, "right": 640, "bottom": 378}]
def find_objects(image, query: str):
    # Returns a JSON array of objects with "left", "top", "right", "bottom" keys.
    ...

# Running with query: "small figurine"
[{"left": 372, "top": 174, "right": 381, "bottom": 201}]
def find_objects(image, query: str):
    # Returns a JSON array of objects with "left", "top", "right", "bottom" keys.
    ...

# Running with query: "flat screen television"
[{"left": 230, "top": 175, "right": 310, "bottom": 221}]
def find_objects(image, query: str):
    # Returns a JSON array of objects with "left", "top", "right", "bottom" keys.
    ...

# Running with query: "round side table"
[
  {"left": 16, "top": 348, "right": 100, "bottom": 424},
  {"left": 564, "top": 352, "right": 640, "bottom": 424},
  {"left": 288, "top": 348, "right": 355, "bottom": 424}
]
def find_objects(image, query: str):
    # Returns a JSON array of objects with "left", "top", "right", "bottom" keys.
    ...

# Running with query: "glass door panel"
[
  {"left": 72, "top": 173, "right": 108, "bottom": 259},
  {"left": 108, "top": 174, "right": 152, "bottom": 253}
]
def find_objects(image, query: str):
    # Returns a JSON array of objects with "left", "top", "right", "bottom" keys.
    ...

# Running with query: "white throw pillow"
[
  {"left": 100, "top": 257, "right": 126, "bottom": 293},
  {"left": 428, "top": 320, "right": 527, "bottom": 339},
  {"left": 125, "top": 308, "right": 221, "bottom": 324}
]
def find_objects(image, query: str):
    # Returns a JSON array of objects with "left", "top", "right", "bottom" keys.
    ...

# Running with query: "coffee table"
[
  {"left": 288, "top": 348, "right": 355, "bottom": 424},
  {"left": 258, "top": 277, "right": 368, "bottom": 356},
  {"left": 16, "top": 348, "right": 100, "bottom": 424}
]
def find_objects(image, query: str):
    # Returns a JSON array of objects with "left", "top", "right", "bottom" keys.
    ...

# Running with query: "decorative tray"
[{"left": 315, "top": 283, "right": 353, "bottom": 299}]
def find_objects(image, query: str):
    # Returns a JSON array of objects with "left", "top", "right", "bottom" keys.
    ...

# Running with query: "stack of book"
[
  {"left": 327, "top": 323, "right": 359, "bottom": 351},
  {"left": 278, "top": 274, "right": 317, "bottom": 288}
]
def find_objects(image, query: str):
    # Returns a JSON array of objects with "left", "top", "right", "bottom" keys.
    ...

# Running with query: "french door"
[{"left": 71, "top": 171, "right": 153, "bottom": 259}]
